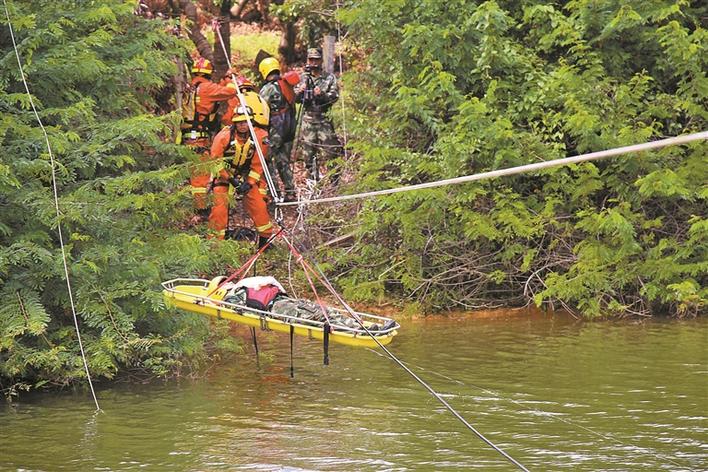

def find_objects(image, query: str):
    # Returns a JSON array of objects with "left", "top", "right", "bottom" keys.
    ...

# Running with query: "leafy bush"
[
  {"left": 328, "top": 0, "right": 706, "bottom": 318},
  {"left": 0, "top": 0, "right": 246, "bottom": 395}
]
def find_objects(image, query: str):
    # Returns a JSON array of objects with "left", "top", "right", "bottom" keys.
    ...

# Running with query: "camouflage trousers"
[
  {"left": 300, "top": 114, "right": 343, "bottom": 180},
  {"left": 267, "top": 136, "right": 295, "bottom": 199}
]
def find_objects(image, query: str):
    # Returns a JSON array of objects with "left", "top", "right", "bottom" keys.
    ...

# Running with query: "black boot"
[
  {"left": 258, "top": 235, "right": 274, "bottom": 251},
  {"left": 189, "top": 207, "right": 211, "bottom": 226},
  {"left": 196, "top": 207, "right": 211, "bottom": 221},
  {"left": 226, "top": 227, "right": 257, "bottom": 241}
]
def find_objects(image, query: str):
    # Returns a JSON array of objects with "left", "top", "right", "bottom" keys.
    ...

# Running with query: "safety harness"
[
  {"left": 181, "top": 83, "right": 219, "bottom": 140},
  {"left": 222, "top": 125, "right": 258, "bottom": 183}
]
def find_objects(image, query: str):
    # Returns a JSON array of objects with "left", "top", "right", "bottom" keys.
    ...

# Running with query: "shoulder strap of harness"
[{"left": 226, "top": 125, "right": 255, "bottom": 175}]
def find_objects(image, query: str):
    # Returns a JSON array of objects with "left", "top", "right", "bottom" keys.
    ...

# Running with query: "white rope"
[
  {"left": 278, "top": 131, "right": 708, "bottom": 207},
  {"left": 366, "top": 349, "right": 694, "bottom": 471},
  {"left": 3, "top": 0, "right": 100, "bottom": 411},
  {"left": 334, "top": 0, "right": 348, "bottom": 158},
  {"left": 213, "top": 21, "right": 282, "bottom": 209},
  {"left": 280, "top": 232, "right": 529, "bottom": 471}
]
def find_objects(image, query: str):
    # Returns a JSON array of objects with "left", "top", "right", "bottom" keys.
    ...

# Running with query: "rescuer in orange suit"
[
  {"left": 182, "top": 58, "right": 236, "bottom": 220},
  {"left": 208, "top": 97, "right": 274, "bottom": 246}
]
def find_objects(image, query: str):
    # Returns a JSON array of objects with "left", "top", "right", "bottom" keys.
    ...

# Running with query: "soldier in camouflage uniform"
[
  {"left": 258, "top": 57, "right": 298, "bottom": 201},
  {"left": 294, "top": 48, "right": 343, "bottom": 181}
]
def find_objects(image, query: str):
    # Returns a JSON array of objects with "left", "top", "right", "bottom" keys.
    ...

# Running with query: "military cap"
[{"left": 307, "top": 48, "right": 322, "bottom": 59}]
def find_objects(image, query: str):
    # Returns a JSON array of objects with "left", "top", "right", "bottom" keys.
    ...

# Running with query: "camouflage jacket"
[
  {"left": 296, "top": 71, "right": 339, "bottom": 113},
  {"left": 259, "top": 79, "right": 290, "bottom": 114},
  {"left": 260, "top": 78, "right": 297, "bottom": 142}
]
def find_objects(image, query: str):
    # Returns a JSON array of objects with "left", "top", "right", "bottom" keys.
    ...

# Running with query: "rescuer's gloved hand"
[{"left": 236, "top": 180, "right": 251, "bottom": 195}]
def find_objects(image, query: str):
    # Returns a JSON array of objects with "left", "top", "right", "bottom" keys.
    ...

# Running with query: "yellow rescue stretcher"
[{"left": 162, "top": 278, "right": 399, "bottom": 348}]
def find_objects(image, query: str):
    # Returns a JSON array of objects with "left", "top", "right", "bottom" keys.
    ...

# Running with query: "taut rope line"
[
  {"left": 3, "top": 0, "right": 100, "bottom": 411},
  {"left": 278, "top": 131, "right": 707, "bottom": 207},
  {"left": 334, "top": 0, "right": 348, "bottom": 158},
  {"left": 367, "top": 349, "right": 693, "bottom": 471},
  {"left": 212, "top": 20, "right": 282, "bottom": 220},
  {"left": 279, "top": 232, "right": 530, "bottom": 471}
]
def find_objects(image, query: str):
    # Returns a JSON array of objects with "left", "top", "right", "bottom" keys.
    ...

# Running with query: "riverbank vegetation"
[
  {"left": 0, "top": 0, "right": 248, "bottom": 396},
  {"left": 328, "top": 0, "right": 706, "bottom": 319},
  {"left": 1, "top": 0, "right": 705, "bottom": 395}
]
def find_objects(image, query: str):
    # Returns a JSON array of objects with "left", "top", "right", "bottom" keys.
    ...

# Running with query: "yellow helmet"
[
  {"left": 232, "top": 93, "right": 269, "bottom": 127},
  {"left": 191, "top": 57, "right": 213, "bottom": 76},
  {"left": 258, "top": 57, "right": 280, "bottom": 80}
]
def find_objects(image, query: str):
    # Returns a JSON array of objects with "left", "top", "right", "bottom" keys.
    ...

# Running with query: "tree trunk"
[
  {"left": 173, "top": 57, "right": 187, "bottom": 139},
  {"left": 212, "top": 0, "right": 232, "bottom": 81},
  {"left": 230, "top": 0, "right": 248, "bottom": 19},
  {"left": 323, "top": 34, "right": 335, "bottom": 74},
  {"left": 278, "top": 20, "right": 297, "bottom": 64},
  {"left": 178, "top": 0, "right": 213, "bottom": 62},
  {"left": 256, "top": 0, "right": 269, "bottom": 23}
]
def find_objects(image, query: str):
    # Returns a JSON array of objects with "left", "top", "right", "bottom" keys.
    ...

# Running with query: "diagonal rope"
[
  {"left": 334, "top": 0, "right": 348, "bottom": 159},
  {"left": 278, "top": 131, "right": 708, "bottom": 207},
  {"left": 206, "top": 228, "right": 283, "bottom": 298},
  {"left": 366, "top": 349, "right": 695, "bottom": 471},
  {"left": 278, "top": 232, "right": 529, "bottom": 471},
  {"left": 212, "top": 20, "right": 282, "bottom": 213},
  {"left": 3, "top": 0, "right": 100, "bottom": 411}
]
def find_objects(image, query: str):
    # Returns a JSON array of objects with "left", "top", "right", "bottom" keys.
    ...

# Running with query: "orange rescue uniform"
[
  {"left": 208, "top": 125, "right": 273, "bottom": 240},
  {"left": 186, "top": 76, "right": 236, "bottom": 210}
]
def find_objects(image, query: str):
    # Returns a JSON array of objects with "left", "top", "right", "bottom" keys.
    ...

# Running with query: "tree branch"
[
  {"left": 212, "top": 0, "right": 232, "bottom": 81},
  {"left": 178, "top": 0, "right": 213, "bottom": 62},
  {"left": 231, "top": 0, "right": 249, "bottom": 19}
]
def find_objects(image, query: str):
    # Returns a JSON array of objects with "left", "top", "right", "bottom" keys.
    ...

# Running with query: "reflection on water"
[{"left": 1, "top": 314, "right": 706, "bottom": 471}]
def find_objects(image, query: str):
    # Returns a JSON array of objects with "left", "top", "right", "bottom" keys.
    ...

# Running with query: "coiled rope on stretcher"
[
  {"left": 277, "top": 131, "right": 708, "bottom": 207},
  {"left": 3, "top": 0, "right": 100, "bottom": 411}
]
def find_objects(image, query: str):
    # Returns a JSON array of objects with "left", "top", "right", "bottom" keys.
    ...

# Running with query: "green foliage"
[
  {"left": 271, "top": 0, "right": 342, "bottom": 50},
  {"left": 0, "top": 0, "right": 249, "bottom": 394},
  {"left": 328, "top": 0, "right": 706, "bottom": 317}
]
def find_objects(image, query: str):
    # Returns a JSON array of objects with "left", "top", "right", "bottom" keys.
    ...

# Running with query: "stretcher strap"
[
  {"left": 289, "top": 324, "right": 295, "bottom": 378},
  {"left": 323, "top": 322, "right": 330, "bottom": 366},
  {"left": 250, "top": 326, "right": 259, "bottom": 356}
]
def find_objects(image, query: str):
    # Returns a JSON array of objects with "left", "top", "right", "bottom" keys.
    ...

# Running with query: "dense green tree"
[
  {"left": 0, "top": 0, "right": 246, "bottom": 396},
  {"left": 1, "top": 0, "right": 705, "bottom": 397},
  {"left": 328, "top": 0, "right": 706, "bottom": 317},
  {"left": 271, "top": 0, "right": 342, "bottom": 61}
]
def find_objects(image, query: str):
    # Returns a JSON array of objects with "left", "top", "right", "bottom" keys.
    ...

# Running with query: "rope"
[
  {"left": 279, "top": 234, "right": 332, "bottom": 325},
  {"left": 278, "top": 131, "right": 708, "bottom": 207},
  {"left": 206, "top": 228, "right": 282, "bottom": 298},
  {"left": 366, "top": 350, "right": 695, "bottom": 471},
  {"left": 212, "top": 20, "right": 282, "bottom": 217},
  {"left": 278, "top": 232, "right": 529, "bottom": 471},
  {"left": 334, "top": 0, "right": 348, "bottom": 158},
  {"left": 298, "top": 139, "right": 343, "bottom": 148},
  {"left": 3, "top": 0, "right": 100, "bottom": 411}
]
